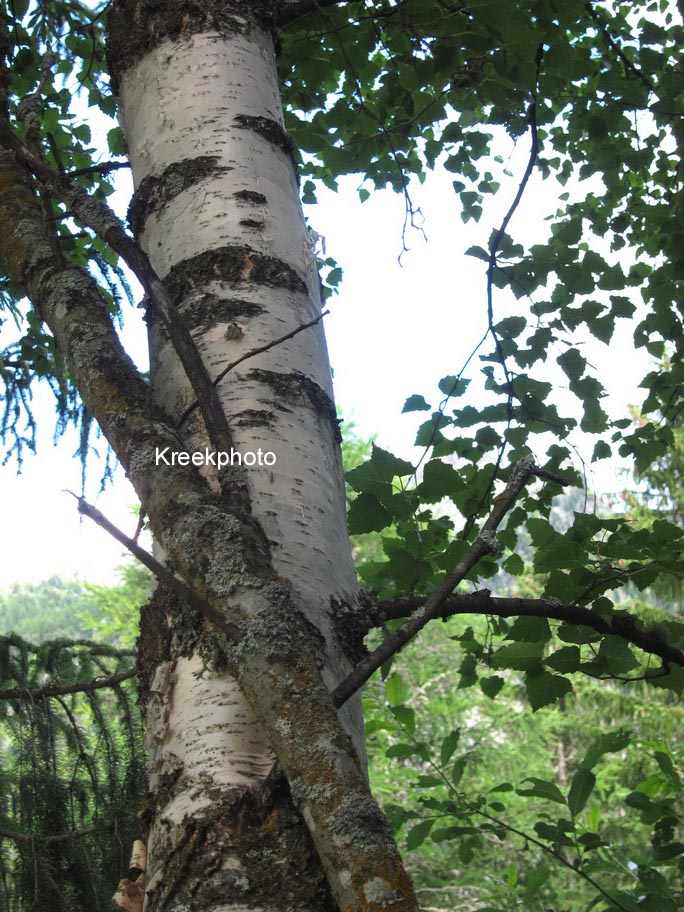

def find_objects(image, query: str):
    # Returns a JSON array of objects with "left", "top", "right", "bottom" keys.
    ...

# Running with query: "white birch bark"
[{"left": 116, "top": 16, "right": 365, "bottom": 910}]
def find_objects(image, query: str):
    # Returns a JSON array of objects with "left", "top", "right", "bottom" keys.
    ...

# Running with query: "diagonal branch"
[
  {"left": 333, "top": 456, "right": 566, "bottom": 706},
  {"left": 67, "top": 492, "right": 240, "bottom": 641}
]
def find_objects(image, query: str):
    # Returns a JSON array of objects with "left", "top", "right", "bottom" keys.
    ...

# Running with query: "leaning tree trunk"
[{"left": 106, "top": 2, "right": 373, "bottom": 910}]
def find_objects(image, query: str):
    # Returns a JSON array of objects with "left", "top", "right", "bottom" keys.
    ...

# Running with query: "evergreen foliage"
[{"left": 0, "top": 616, "right": 144, "bottom": 909}]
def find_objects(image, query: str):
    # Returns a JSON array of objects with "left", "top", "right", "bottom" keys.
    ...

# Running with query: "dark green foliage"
[
  {"left": 365, "top": 620, "right": 684, "bottom": 912},
  {"left": 0, "top": 634, "right": 144, "bottom": 911}
]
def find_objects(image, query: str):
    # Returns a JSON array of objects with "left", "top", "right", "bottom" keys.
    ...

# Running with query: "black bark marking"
[
  {"left": 234, "top": 114, "right": 299, "bottom": 178},
  {"left": 239, "top": 217, "right": 266, "bottom": 230},
  {"left": 163, "top": 246, "right": 308, "bottom": 303},
  {"left": 234, "top": 189, "right": 267, "bottom": 205},
  {"left": 248, "top": 369, "right": 340, "bottom": 442},
  {"left": 128, "top": 156, "right": 233, "bottom": 235},
  {"left": 234, "top": 408, "right": 277, "bottom": 428},
  {"left": 148, "top": 293, "right": 264, "bottom": 332}
]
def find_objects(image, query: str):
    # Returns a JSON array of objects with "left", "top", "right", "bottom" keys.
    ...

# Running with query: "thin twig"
[
  {"left": 585, "top": 1, "right": 655, "bottom": 93},
  {"left": 65, "top": 492, "right": 239, "bottom": 640},
  {"left": 178, "top": 311, "right": 329, "bottom": 428},
  {"left": 0, "top": 825, "right": 110, "bottom": 845}
]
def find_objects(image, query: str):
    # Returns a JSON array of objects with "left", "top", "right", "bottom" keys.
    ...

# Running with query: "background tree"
[{"left": 1, "top": 1, "right": 684, "bottom": 911}]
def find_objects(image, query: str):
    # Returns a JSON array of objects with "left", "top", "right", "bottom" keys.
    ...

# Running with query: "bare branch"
[
  {"left": 333, "top": 456, "right": 563, "bottom": 706},
  {"left": 178, "top": 310, "right": 329, "bottom": 428},
  {"left": 364, "top": 590, "right": 684, "bottom": 669},
  {"left": 0, "top": 825, "right": 110, "bottom": 845},
  {"left": 66, "top": 492, "right": 240, "bottom": 641},
  {"left": 0, "top": 669, "right": 136, "bottom": 702},
  {"left": 68, "top": 159, "right": 129, "bottom": 177}
]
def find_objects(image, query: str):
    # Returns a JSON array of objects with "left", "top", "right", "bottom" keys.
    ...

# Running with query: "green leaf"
[
  {"left": 502, "top": 553, "right": 525, "bottom": 575},
  {"left": 406, "top": 819, "right": 434, "bottom": 850},
  {"left": 390, "top": 705, "right": 416, "bottom": 734},
  {"left": 347, "top": 493, "right": 392, "bottom": 533},
  {"left": 545, "top": 645, "right": 581, "bottom": 674},
  {"left": 418, "top": 460, "right": 464, "bottom": 502},
  {"left": 402, "top": 394, "right": 431, "bottom": 413},
  {"left": 507, "top": 616, "right": 551, "bottom": 643},
  {"left": 567, "top": 767, "right": 596, "bottom": 817},
  {"left": 452, "top": 757, "right": 467, "bottom": 787},
  {"left": 479, "top": 676, "right": 505, "bottom": 699},
  {"left": 525, "top": 670, "right": 572, "bottom": 711},
  {"left": 524, "top": 865, "right": 550, "bottom": 900},
  {"left": 581, "top": 729, "right": 632, "bottom": 770},
  {"left": 370, "top": 444, "right": 415, "bottom": 479},
  {"left": 596, "top": 636, "right": 640, "bottom": 674},
  {"left": 517, "top": 777, "right": 566, "bottom": 804},
  {"left": 106, "top": 127, "right": 126, "bottom": 156},
  {"left": 440, "top": 729, "right": 461, "bottom": 765},
  {"left": 385, "top": 672, "right": 408, "bottom": 705},
  {"left": 506, "top": 862, "right": 518, "bottom": 888},
  {"left": 438, "top": 375, "right": 470, "bottom": 397},
  {"left": 490, "top": 641, "right": 545, "bottom": 671}
]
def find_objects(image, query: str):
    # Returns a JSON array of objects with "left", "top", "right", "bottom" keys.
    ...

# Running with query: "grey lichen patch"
[
  {"left": 248, "top": 369, "right": 341, "bottom": 442},
  {"left": 329, "top": 790, "right": 391, "bottom": 850},
  {"left": 330, "top": 597, "right": 368, "bottom": 665},
  {"left": 364, "top": 878, "right": 402, "bottom": 906},
  {"left": 233, "top": 189, "right": 267, "bottom": 205},
  {"left": 163, "top": 246, "right": 307, "bottom": 304},
  {"left": 128, "top": 156, "right": 232, "bottom": 235},
  {"left": 234, "top": 114, "right": 298, "bottom": 177},
  {"left": 231, "top": 596, "right": 326, "bottom": 669}
]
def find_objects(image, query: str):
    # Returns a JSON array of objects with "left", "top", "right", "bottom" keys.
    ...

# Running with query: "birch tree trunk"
[{"left": 105, "top": 2, "right": 371, "bottom": 909}]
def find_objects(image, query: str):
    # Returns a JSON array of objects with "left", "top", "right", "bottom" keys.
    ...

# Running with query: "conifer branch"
[
  {"left": 0, "top": 122, "right": 243, "bottom": 503},
  {"left": 0, "top": 825, "right": 110, "bottom": 844},
  {"left": 0, "top": 669, "right": 136, "bottom": 702}
]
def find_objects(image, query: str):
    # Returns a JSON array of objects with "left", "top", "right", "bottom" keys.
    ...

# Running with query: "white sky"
[{"left": 0, "top": 127, "right": 649, "bottom": 587}]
